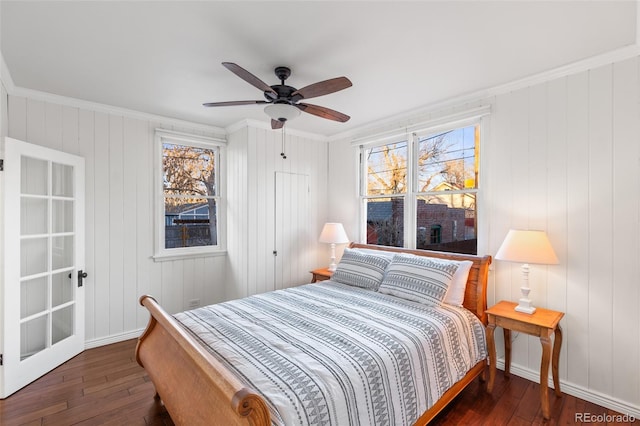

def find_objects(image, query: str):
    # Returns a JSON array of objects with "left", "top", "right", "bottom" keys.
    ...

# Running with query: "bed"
[{"left": 136, "top": 243, "right": 492, "bottom": 425}]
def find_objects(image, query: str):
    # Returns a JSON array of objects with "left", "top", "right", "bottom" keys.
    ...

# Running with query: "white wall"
[
  {"left": 329, "top": 56, "right": 640, "bottom": 416},
  {"left": 5, "top": 94, "right": 229, "bottom": 346},
  {"left": 225, "top": 122, "right": 329, "bottom": 300}
]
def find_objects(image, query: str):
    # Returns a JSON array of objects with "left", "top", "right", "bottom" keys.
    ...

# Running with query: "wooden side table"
[
  {"left": 310, "top": 268, "right": 333, "bottom": 283},
  {"left": 486, "top": 300, "right": 564, "bottom": 420}
]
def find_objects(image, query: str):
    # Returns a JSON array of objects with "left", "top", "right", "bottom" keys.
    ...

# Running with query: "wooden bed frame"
[{"left": 136, "top": 243, "right": 492, "bottom": 425}]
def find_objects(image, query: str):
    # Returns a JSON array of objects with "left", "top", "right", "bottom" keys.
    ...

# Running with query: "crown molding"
[{"left": 329, "top": 43, "right": 640, "bottom": 143}]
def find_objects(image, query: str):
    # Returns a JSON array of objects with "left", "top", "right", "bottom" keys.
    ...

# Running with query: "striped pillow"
[
  {"left": 331, "top": 248, "right": 393, "bottom": 290},
  {"left": 378, "top": 254, "right": 458, "bottom": 306}
]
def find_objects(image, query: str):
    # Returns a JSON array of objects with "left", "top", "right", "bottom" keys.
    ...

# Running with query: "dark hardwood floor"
[{"left": 0, "top": 339, "right": 637, "bottom": 425}]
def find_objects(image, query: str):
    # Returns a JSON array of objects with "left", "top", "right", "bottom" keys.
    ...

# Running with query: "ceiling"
[{"left": 1, "top": 1, "right": 636, "bottom": 137}]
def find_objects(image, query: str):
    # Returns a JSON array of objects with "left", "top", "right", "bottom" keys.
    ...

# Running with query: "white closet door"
[{"left": 274, "top": 172, "right": 311, "bottom": 290}]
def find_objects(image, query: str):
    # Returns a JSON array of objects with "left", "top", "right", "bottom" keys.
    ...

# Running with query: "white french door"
[{"left": 1, "top": 137, "right": 85, "bottom": 398}]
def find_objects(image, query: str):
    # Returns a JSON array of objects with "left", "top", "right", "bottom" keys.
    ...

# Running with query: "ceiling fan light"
[{"left": 264, "top": 104, "right": 300, "bottom": 122}]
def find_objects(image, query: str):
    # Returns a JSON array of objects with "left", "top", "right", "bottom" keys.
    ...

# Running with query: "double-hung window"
[
  {"left": 154, "top": 129, "right": 226, "bottom": 260},
  {"left": 360, "top": 110, "right": 486, "bottom": 255}
]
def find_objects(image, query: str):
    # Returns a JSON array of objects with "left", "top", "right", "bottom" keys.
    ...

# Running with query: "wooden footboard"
[{"left": 136, "top": 295, "right": 270, "bottom": 426}]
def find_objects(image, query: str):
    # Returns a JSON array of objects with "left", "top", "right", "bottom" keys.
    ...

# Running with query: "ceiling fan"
[{"left": 203, "top": 62, "right": 352, "bottom": 130}]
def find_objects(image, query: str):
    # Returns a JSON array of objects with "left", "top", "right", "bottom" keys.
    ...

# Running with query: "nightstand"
[
  {"left": 310, "top": 268, "right": 333, "bottom": 283},
  {"left": 486, "top": 300, "right": 564, "bottom": 420}
]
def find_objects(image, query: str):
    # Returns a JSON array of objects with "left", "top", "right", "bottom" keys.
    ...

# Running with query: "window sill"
[{"left": 152, "top": 249, "right": 227, "bottom": 262}]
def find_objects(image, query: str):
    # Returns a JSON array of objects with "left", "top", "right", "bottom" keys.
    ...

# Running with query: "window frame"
[
  {"left": 358, "top": 107, "right": 489, "bottom": 253},
  {"left": 153, "top": 129, "right": 227, "bottom": 261}
]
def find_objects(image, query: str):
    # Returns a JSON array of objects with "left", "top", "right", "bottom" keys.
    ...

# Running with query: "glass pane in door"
[
  {"left": 21, "top": 198, "right": 48, "bottom": 235},
  {"left": 20, "top": 277, "right": 48, "bottom": 319},
  {"left": 52, "top": 200, "right": 74, "bottom": 233},
  {"left": 52, "top": 236, "right": 73, "bottom": 270},
  {"left": 52, "top": 163, "right": 73, "bottom": 197},
  {"left": 52, "top": 272, "right": 73, "bottom": 307},
  {"left": 21, "top": 157, "right": 48, "bottom": 195},
  {"left": 52, "top": 306, "right": 73, "bottom": 345},
  {"left": 20, "top": 238, "right": 48, "bottom": 277},
  {"left": 21, "top": 315, "right": 48, "bottom": 360}
]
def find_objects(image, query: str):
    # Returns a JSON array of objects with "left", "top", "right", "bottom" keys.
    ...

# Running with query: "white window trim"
[
  {"left": 358, "top": 107, "right": 489, "bottom": 251},
  {"left": 153, "top": 128, "right": 227, "bottom": 261}
]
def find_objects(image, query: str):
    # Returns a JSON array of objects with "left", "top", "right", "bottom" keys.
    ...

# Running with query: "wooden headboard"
[{"left": 348, "top": 243, "right": 492, "bottom": 324}]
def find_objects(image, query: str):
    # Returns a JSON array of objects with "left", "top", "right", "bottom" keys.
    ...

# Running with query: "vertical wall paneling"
[
  {"left": 611, "top": 58, "right": 640, "bottom": 403},
  {"left": 587, "top": 65, "right": 614, "bottom": 396},
  {"left": 182, "top": 258, "right": 195, "bottom": 309},
  {"left": 225, "top": 127, "right": 248, "bottom": 301},
  {"left": 108, "top": 116, "right": 124, "bottom": 334},
  {"left": 78, "top": 110, "right": 96, "bottom": 338},
  {"left": 545, "top": 76, "right": 569, "bottom": 379},
  {"left": 44, "top": 103, "right": 63, "bottom": 151},
  {"left": 92, "top": 112, "right": 110, "bottom": 339},
  {"left": 500, "top": 88, "right": 532, "bottom": 367},
  {"left": 26, "top": 100, "right": 45, "bottom": 147},
  {"left": 62, "top": 106, "right": 79, "bottom": 155},
  {"left": 122, "top": 118, "right": 138, "bottom": 330},
  {"left": 565, "top": 70, "right": 590, "bottom": 389},
  {"left": 490, "top": 92, "right": 517, "bottom": 310},
  {"left": 521, "top": 83, "right": 548, "bottom": 371}
]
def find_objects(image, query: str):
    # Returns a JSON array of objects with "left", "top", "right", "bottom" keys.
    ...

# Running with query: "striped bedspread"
[{"left": 174, "top": 281, "right": 487, "bottom": 426}]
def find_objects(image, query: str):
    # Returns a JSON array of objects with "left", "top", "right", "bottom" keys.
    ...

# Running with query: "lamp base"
[{"left": 514, "top": 298, "right": 536, "bottom": 314}]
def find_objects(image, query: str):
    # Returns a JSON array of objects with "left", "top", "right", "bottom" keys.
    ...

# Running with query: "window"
[
  {"left": 154, "top": 129, "right": 226, "bottom": 259},
  {"left": 361, "top": 115, "right": 483, "bottom": 255},
  {"left": 430, "top": 225, "right": 442, "bottom": 244}
]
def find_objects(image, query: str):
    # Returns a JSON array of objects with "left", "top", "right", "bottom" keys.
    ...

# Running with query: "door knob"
[{"left": 77, "top": 270, "right": 88, "bottom": 287}]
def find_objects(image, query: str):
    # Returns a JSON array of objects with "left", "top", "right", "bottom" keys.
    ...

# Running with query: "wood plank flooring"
[{"left": 0, "top": 339, "right": 637, "bottom": 425}]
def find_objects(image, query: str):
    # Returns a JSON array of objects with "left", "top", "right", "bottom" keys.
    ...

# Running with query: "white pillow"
[
  {"left": 442, "top": 260, "right": 473, "bottom": 307},
  {"left": 378, "top": 254, "right": 458, "bottom": 306}
]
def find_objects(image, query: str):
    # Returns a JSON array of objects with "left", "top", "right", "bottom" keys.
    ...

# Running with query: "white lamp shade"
[
  {"left": 495, "top": 229, "right": 559, "bottom": 265},
  {"left": 264, "top": 104, "right": 301, "bottom": 122},
  {"left": 319, "top": 223, "right": 349, "bottom": 244}
]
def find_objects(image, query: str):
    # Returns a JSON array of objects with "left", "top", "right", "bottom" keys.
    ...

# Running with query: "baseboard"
[
  {"left": 84, "top": 328, "right": 144, "bottom": 350},
  {"left": 496, "top": 359, "right": 640, "bottom": 419}
]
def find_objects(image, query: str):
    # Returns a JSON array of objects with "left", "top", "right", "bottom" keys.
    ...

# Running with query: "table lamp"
[
  {"left": 319, "top": 223, "right": 349, "bottom": 271},
  {"left": 495, "top": 229, "right": 559, "bottom": 314}
]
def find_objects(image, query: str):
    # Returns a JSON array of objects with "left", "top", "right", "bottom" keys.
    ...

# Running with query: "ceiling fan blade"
[
  {"left": 291, "top": 77, "right": 352, "bottom": 100},
  {"left": 222, "top": 62, "right": 277, "bottom": 97},
  {"left": 271, "top": 119, "right": 284, "bottom": 130},
  {"left": 202, "top": 100, "right": 268, "bottom": 107},
  {"left": 296, "top": 103, "right": 350, "bottom": 123}
]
